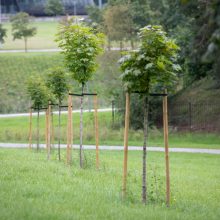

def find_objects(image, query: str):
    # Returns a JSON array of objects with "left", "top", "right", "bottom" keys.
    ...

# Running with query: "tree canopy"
[
  {"left": 27, "top": 76, "right": 51, "bottom": 109},
  {"left": 103, "top": 4, "right": 135, "bottom": 43},
  {"left": 56, "top": 23, "right": 105, "bottom": 86},
  {"left": 46, "top": 67, "right": 69, "bottom": 104},
  {"left": 119, "top": 25, "right": 180, "bottom": 93},
  {"left": 45, "top": 0, "right": 64, "bottom": 16}
]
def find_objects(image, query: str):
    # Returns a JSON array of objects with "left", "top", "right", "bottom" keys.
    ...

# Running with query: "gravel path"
[{"left": 0, "top": 143, "right": 219, "bottom": 155}]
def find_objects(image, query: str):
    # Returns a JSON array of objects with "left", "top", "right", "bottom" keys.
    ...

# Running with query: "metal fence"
[
  {"left": 113, "top": 99, "right": 220, "bottom": 132},
  {"left": 167, "top": 102, "right": 220, "bottom": 132}
]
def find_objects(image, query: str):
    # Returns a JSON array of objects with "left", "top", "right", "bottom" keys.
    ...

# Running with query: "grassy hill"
[
  {"left": 0, "top": 51, "right": 121, "bottom": 113},
  {"left": 169, "top": 77, "right": 220, "bottom": 132},
  {"left": 171, "top": 77, "right": 220, "bottom": 104},
  {"left": 0, "top": 52, "right": 63, "bottom": 112}
]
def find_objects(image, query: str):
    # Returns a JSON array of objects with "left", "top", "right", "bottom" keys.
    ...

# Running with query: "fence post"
[
  {"left": 189, "top": 102, "right": 192, "bottom": 131},
  {"left": 112, "top": 99, "right": 115, "bottom": 126}
]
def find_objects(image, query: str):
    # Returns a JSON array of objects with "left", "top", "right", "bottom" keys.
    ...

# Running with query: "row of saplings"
[{"left": 27, "top": 22, "right": 181, "bottom": 206}]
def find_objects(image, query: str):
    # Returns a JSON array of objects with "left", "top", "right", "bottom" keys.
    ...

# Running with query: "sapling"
[
  {"left": 56, "top": 22, "right": 105, "bottom": 167},
  {"left": 119, "top": 25, "right": 180, "bottom": 203}
]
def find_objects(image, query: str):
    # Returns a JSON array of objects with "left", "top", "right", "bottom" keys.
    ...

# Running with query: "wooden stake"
[
  {"left": 51, "top": 109, "right": 55, "bottom": 149},
  {"left": 47, "top": 102, "right": 51, "bottom": 160},
  {"left": 67, "top": 95, "right": 72, "bottom": 165},
  {"left": 37, "top": 109, "right": 40, "bottom": 151},
  {"left": 45, "top": 108, "right": 48, "bottom": 151},
  {"left": 163, "top": 89, "right": 170, "bottom": 207},
  {"left": 28, "top": 108, "right": 32, "bottom": 150},
  {"left": 122, "top": 92, "right": 130, "bottom": 199},
  {"left": 94, "top": 95, "right": 99, "bottom": 169}
]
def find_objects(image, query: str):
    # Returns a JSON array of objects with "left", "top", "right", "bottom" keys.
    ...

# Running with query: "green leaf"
[{"left": 145, "top": 63, "right": 154, "bottom": 70}]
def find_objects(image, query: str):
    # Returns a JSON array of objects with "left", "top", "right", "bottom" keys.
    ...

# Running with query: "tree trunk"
[
  {"left": 108, "top": 39, "right": 111, "bottom": 51},
  {"left": 142, "top": 95, "right": 149, "bottom": 204},
  {"left": 80, "top": 83, "right": 84, "bottom": 168},
  {"left": 37, "top": 109, "right": 40, "bottom": 151},
  {"left": 58, "top": 100, "right": 61, "bottom": 161},
  {"left": 130, "top": 39, "right": 134, "bottom": 50},
  {"left": 24, "top": 38, "right": 27, "bottom": 52},
  {"left": 120, "top": 41, "right": 123, "bottom": 52}
]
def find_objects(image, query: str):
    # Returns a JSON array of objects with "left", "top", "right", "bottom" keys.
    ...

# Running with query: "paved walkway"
[
  {"left": 0, "top": 48, "right": 125, "bottom": 53},
  {"left": 0, "top": 143, "right": 219, "bottom": 155},
  {"left": 0, "top": 108, "right": 111, "bottom": 118}
]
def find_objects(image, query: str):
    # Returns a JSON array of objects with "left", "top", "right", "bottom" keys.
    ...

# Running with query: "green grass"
[
  {"left": 0, "top": 111, "right": 220, "bottom": 149},
  {"left": 1, "top": 21, "right": 132, "bottom": 50},
  {"left": 0, "top": 148, "right": 219, "bottom": 219},
  {"left": 2, "top": 21, "right": 59, "bottom": 50},
  {"left": 0, "top": 51, "right": 120, "bottom": 113},
  {"left": 0, "top": 52, "right": 64, "bottom": 113}
]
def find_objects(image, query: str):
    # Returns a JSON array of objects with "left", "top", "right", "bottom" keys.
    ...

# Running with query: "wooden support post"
[
  {"left": 163, "top": 89, "right": 170, "bottom": 207},
  {"left": 28, "top": 108, "right": 32, "bottom": 150},
  {"left": 122, "top": 93, "right": 130, "bottom": 199},
  {"left": 67, "top": 95, "right": 72, "bottom": 165},
  {"left": 45, "top": 108, "right": 48, "bottom": 150},
  {"left": 37, "top": 109, "right": 40, "bottom": 151},
  {"left": 47, "top": 102, "right": 51, "bottom": 160},
  {"left": 51, "top": 109, "right": 55, "bottom": 148},
  {"left": 94, "top": 95, "right": 99, "bottom": 169}
]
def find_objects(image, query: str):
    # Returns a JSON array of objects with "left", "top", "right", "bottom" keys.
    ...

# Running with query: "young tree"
[
  {"left": 0, "top": 24, "right": 7, "bottom": 45},
  {"left": 56, "top": 23, "right": 105, "bottom": 168},
  {"left": 46, "top": 67, "right": 69, "bottom": 161},
  {"left": 10, "top": 12, "right": 37, "bottom": 52},
  {"left": 27, "top": 76, "right": 51, "bottom": 151},
  {"left": 45, "top": 0, "right": 64, "bottom": 16},
  {"left": 119, "top": 25, "right": 180, "bottom": 204}
]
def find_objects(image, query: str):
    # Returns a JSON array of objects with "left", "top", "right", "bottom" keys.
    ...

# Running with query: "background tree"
[
  {"left": 88, "top": 0, "right": 156, "bottom": 50},
  {"left": 0, "top": 24, "right": 7, "bottom": 45},
  {"left": 86, "top": 5, "right": 104, "bottom": 25},
  {"left": 56, "top": 23, "right": 105, "bottom": 168},
  {"left": 119, "top": 25, "right": 180, "bottom": 204},
  {"left": 46, "top": 67, "right": 69, "bottom": 161},
  {"left": 103, "top": 4, "right": 135, "bottom": 50},
  {"left": 27, "top": 76, "right": 51, "bottom": 151},
  {"left": 10, "top": 12, "right": 37, "bottom": 52},
  {"left": 45, "top": 0, "right": 64, "bottom": 16}
]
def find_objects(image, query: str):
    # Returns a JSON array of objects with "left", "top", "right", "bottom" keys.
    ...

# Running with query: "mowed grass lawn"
[
  {"left": 0, "top": 149, "right": 219, "bottom": 220},
  {"left": 0, "top": 112, "right": 220, "bottom": 149},
  {"left": 2, "top": 21, "right": 59, "bottom": 50},
  {"left": 1, "top": 21, "right": 129, "bottom": 50}
]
